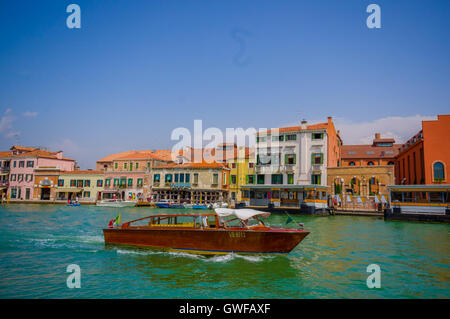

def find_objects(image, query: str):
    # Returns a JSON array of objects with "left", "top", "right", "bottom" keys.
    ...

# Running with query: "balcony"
[
  {"left": 170, "top": 182, "right": 191, "bottom": 189},
  {"left": 0, "top": 168, "right": 10, "bottom": 173},
  {"left": 312, "top": 163, "right": 323, "bottom": 172},
  {"left": 256, "top": 165, "right": 281, "bottom": 174},
  {"left": 282, "top": 164, "right": 295, "bottom": 173}
]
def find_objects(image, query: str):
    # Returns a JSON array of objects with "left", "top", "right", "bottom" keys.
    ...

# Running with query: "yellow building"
[
  {"left": 228, "top": 147, "right": 255, "bottom": 204},
  {"left": 55, "top": 170, "right": 105, "bottom": 203}
]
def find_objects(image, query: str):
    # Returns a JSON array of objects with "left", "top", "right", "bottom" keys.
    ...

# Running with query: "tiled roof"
[
  {"left": 10, "top": 150, "right": 74, "bottom": 161},
  {"left": 10, "top": 145, "right": 36, "bottom": 152},
  {"left": 0, "top": 151, "right": 12, "bottom": 158},
  {"left": 154, "top": 161, "right": 229, "bottom": 169},
  {"left": 341, "top": 144, "right": 402, "bottom": 159},
  {"left": 97, "top": 150, "right": 173, "bottom": 162},
  {"left": 61, "top": 170, "right": 103, "bottom": 175},
  {"left": 257, "top": 122, "right": 328, "bottom": 135}
]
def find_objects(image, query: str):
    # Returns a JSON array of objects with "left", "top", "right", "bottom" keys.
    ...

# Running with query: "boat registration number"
[{"left": 229, "top": 231, "right": 246, "bottom": 238}]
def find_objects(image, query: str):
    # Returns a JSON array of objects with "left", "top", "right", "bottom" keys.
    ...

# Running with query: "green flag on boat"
[{"left": 286, "top": 215, "right": 294, "bottom": 224}]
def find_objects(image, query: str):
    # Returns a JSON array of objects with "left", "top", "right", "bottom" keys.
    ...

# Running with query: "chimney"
[
  {"left": 301, "top": 119, "right": 307, "bottom": 130},
  {"left": 56, "top": 151, "right": 63, "bottom": 159},
  {"left": 327, "top": 116, "right": 332, "bottom": 123}
]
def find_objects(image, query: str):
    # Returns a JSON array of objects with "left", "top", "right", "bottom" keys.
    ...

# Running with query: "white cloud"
[
  {"left": 0, "top": 108, "right": 19, "bottom": 139},
  {"left": 334, "top": 115, "right": 436, "bottom": 145},
  {"left": 23, "top": 111, "right": 38, "bottom": 118}
]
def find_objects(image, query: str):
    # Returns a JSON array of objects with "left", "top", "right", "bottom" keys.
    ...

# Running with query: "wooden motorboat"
[
  {"left": 96, "top": 199, "right": 136, "bottom": 207},
  {"left": 103, "top": 208, "right": 310, "bottom": 254}
]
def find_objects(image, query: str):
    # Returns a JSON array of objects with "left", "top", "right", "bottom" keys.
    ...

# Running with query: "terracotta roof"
[
  {"left": 257, "top": 122, "right": 328, "bottom": 135},
  {"left": 10, "top": 145, "right": 36, "bottom": 152},
  {"left": 153, "top": 161, "right": 229, "bottom": 169},
  {"left": 61, "top": 170, "right": 103, "bottom": 175},
  {"left": 97, "top": 150, "right": 173, "bottom": 162},
  {"left": 0, "top": 151, "right": 12, "bottom": 158},
  {"left": 342, "top": 144, "right": 402, "bottom": 159},
  {"left": 10, "top": 150, "right": 74, "bottom": 161}
]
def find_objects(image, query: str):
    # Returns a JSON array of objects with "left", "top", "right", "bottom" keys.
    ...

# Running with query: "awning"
[
  {"left": 56, "top": 188, "right": 83, "bottom": 193},
  {"left": 215, "top": 208, "right": 270, "bottom": 220}
]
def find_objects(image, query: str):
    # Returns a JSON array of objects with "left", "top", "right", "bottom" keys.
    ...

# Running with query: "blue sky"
[{"left": 1, "top": 0, "right": 449, "bottom": 168}]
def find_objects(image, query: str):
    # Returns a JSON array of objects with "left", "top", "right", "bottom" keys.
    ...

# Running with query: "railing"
[
  {"left": 283, "top": 164, "right": 295, "bottom": 172},
  {"left": 170, "top": 182, "right": 191, "bottom": 189},
  {"left": 312, "top": 164, "right": 323, "bottom": 171},
  {"left": 255, "top": 165, "right": 281, "bottom": 174}
]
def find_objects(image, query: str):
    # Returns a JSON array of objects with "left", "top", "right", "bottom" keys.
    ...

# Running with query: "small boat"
[
  {"left": 103, "top": 208, "right": 310, "bottom": 254},
  {"left": 155, "top": 200, "right": 184, "bottom": 209},
  {"left": 96, "top": 199, "right": 136, "bottom": 207},
  {"left": 67, "top": 202, "right": 81, "bottom": 207},
  {"left": 212, "top": 202, "right": 228, "bottom": 208},
  {"left": 193, "top": 204, "right": 209, "bottom": 210}
]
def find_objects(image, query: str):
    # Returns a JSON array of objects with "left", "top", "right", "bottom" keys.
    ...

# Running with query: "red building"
[{"left": 395, "top": 114, "right": 450, "bottom": 185}]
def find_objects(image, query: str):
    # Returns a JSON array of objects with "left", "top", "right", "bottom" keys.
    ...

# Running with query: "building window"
[
  {"left": 77, "top": 180, "right": 83, "bottom": 187},
  {"left": 287, "top": 174, "right": 294, "bottom": 184},
  {"left": 256, "top": 136, "right": 267, "bottom": 143},
  {"left": 18, "top": 161, "right": 25, "bottom": 168},
  {"left": 135, "top": 163, "right": 139, "bottom": 169},
  {"left": 11, "top": 188, "right": 17, "bottom": 199},
  {"left": 137, "top": 178, "right": 143, "bottom": 187},
  {"left": 83, "top": 191, "right": 91, "bottom": 198},
  {"left": 247, "top": 175, "right": 255, "bottom": 184},
  {"left": 26, "top": 174, "right": 33, "bottom": 182},
  {"left": 311, "top": 174, "right": 321, "bottom": 185},
  {"left": 70, "top": 179, "right": 76, "bottom": 187},
  {"left": 285, "top": 154, "right": 296, "bottom": 165},
  {"left": 433, "top": 162, "right": 445, "bottom": 181},
  {"left": 179, "top": 174, "right": 185, "bottom": 183},
  {"left": 388, "top": 161, "right": 394, "bottom": 165},
  {"left": 368, "top": 161, "right": 374, "bottom": 166},
  {"left": 257, "top": 174, "right": 265, "bottom": 185},
  {"left": 212, "top": 174, "right": 218, "bottom": 185},
  {"left": 128, "top": 178, "right": 133, "bottom": 187},
  {"left": 174, "top": 173, "right": 179, "bottom": 182},
  {"left": 58, "top": 179, "right": 64, "bottom": 187},
  {"left": 97, "top": 179, "right": 103, "bottom": 187},
  {"left": 223, "top": 173, "right": 227, "bottom": 185},
  {"left": 271, "top": 174, "right": 283, "bottom": 184},
  {"left": 13, "top": 161, "right": 17, "bottom": 168},
  {"left": 115, "top": 163, "right": 118, "bottom": 169},
  {"left": 26, "top": 161, "right": 34, "bottom": 168},
  {"left": 285, "top": 134, "right": 296, "bottom": 141},
  {"left": 312, "top": 133, "right": 323, "bottom": 140},
  {"left": 105, "top": 179, "right": 111, "bottom": 187},
  {"left": 231, "top": 192, "right": 236, "bottom": 200},
  {"left": 154, "top": 174, "right": 160, "bottom": 183},
  {"left": 231, "top": 175, "right": 237, "bottom": 185},
  {"left": 84, "top": 180, "right": 91, "bottom": 187},
  {"left": 185, "top": 174, "right": 190, "bottom": 183},
  {"left": 349, "top": 161, "right": 355, "bottom": 166},
  {"left": 18, "top": 174, "right": 23, "bottom": 182},
  {"left": 165, "top": 174, "right": 173, "bottom": 183},
  {"left": 25, "top": 188, "right": 30, "bottom": 200},
  {"left": 147, "top": 162, "right": 151, "bottom": 169},
  {"left": 113, "top": 178, "right": 119, "bottom": 187},
  {"left": 120, "top": 178, "right": 126, "bottom": 187},
  {"left": 231, "top": 163, "right": 236, "bottom": 169},
  {"left": 10, "top": 174, "right": 16, "bottom": 181},
  {"left": 249, "top": 162, "right": 254, "bottom": 168},
  {"left": 377, "top": 143, "right": 393, "bottom": 147},
  {"left": 193, "top": 173, "right": 199, "bottom": 184},
  {"left": 311, "top": 153, "right": 323, "bottom": 164}
]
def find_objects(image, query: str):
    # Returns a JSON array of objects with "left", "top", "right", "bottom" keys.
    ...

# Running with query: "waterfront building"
[
  {"left": 328, "top": 133, "right": 399, "bottom": 198},
  {"left": 243, "top": 117, "right": 341, "bottom": 212},
  {"left": 151, "top": 161, "right": 230, "bottom": 204},
  {"left": 395, "top": 114, "right": 450, "bottom": 185},
  {"left": 96, "top": 150, "right": 172, "bottom": 200},
  {"left": 0, "top": 151, "right": 12, "bottom": 200},
  {"left": 33, "top": 166, "right": 61, "bottom": 201},
  {"left": 227, "top": 146, "right": 255, "bottom": 204},
  {"left": 55, "top": 170, "right": 105, "bottom": 203},
  {"left": 7, "top": 147, "right": 75, "bottom": 201},
  {"left": 341, "top": 133, "right": 400, "bottom": 167}
]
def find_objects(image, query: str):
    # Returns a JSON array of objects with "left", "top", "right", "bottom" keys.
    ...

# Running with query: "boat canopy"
[{"left": 214, "top": 208, "right": 270, "bottom": 220}]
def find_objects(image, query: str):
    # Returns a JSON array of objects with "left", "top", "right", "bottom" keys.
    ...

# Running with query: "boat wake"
[{"left": 115, "top": 248, "right": 274, "bottom": 263}]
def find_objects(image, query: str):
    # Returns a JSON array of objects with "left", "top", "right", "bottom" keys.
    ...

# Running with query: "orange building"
[
  {"left": 341, "top": 133, "right": 400, "bottom": 167},
  {"left": 395, "top": 114, "right": 450, "bottom": 185}
]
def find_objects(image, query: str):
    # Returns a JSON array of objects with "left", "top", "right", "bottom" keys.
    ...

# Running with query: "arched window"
[
  {"left": 349, "top": 161, "right": 355, "bottom": 166},
  {"left": 368, "top": 161, "right": 374, "bottom": 166},
  {"left": 433, "top": 162, "right": 445, "bottom": 181},
  {"left": 388, "top": 161, "right": 394, "bottom": 165}
]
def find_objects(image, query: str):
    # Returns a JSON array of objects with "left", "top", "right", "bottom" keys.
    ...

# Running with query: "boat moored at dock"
[
  {"left": 384, "top": 185, "right": 450, "bottom": 222},
  {"left": 103, "top": 208, "right": 309, "bottom": 254},
  {"left": 96, "top": 199, "right": 136, "bottom": 207}
]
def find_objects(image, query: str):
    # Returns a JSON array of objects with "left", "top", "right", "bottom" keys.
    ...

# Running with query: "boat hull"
[{"left": 103, "top": 228, "right": 309, "bottom": 254}]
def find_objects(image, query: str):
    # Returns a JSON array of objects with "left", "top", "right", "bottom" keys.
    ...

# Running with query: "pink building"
[{"left": 7, "top": 147, "right": 75, "bottom": 200}]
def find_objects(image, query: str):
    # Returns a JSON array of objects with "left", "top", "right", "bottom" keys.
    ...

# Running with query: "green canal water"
[{"left": 0, "top": 204, "right": 448, "bottom": 298}]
